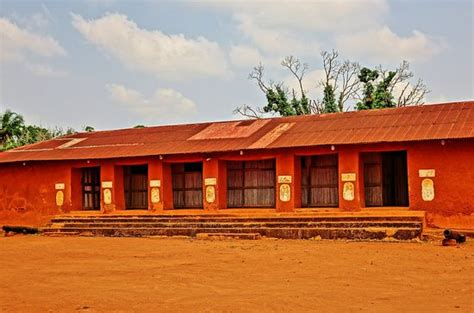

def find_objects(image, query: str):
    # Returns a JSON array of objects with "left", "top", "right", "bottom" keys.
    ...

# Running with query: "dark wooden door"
[
  {"left": 124, "top": 165, "right": 148, "bottom": 210},
  {"left": 301, "top": 155, "right": 339, "bottom": 207},
  {"left": 172, "top": 162, "right": 203, "bottom": 208},
  {"left": 227, "top": 159, "right": 275, "bottom": 208},
  {"left": 82, "top": 167, "right": 101, "bottom": 210},
  {"left": 363, "top": 153, "right": 383, "bottom": 206}
]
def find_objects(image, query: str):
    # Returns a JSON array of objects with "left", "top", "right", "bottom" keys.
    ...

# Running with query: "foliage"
[
  {"left": 357, "top": 68, "right": 398, "bottom": 110},
  {"left": 84, "top": 126, "right": 95, "bottom": 132},
  {"left": 236, "top": 50, "right": 429, "bottom": 118},
  {"left": 0, "top": 110, "right": 76, "bottom": 151}
]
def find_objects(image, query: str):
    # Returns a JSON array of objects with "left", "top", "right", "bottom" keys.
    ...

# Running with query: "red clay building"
[{"left": 0, "top": 101, "right": 473, "bottom": 229}]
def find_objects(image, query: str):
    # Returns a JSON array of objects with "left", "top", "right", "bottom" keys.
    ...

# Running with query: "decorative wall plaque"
[
  {"left": 150, "top": 180, "right": 161, "bottom": 187},
  {"left": 151, "top": 187, "right": 160, "bottom": 203},
  {"left": 419, "top": 169, "right": 435, "bottom": 178},
  {"left": 278, "top": 175, "right": 292, "bottom": 184},
  {"left": 55, "top": 190, "right": 64, "bottom": 206},
  {"left": 343, "top": 182, "right": 355, "bottom": 201},
  {"left": 341, "top": 173, "right": 356, "bottom": 182},
  {"left": 55, "top": 183, "right": 65, "bottom": 190},
  {"left": 103, "top": 189, "right": 112, "bottom": 204},
  {"left": 206, "top": 186, "right": 216, "bottom": 203},
  {"left": 102, "top": 181, "right": 113, "bottom": 188},
  {"left": 205, "top": 178, "right": 217, "bottom": 186},
  {"left": 279, "top": 184, "right": 291, "bottom": 202},
  {"left": 421, "top": 178, "right": 435, "bottom": 201}
]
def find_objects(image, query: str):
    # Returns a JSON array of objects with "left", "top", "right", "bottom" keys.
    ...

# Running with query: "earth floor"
[{"left": 0, "top": 236, "right": 472, "bottom": 313}]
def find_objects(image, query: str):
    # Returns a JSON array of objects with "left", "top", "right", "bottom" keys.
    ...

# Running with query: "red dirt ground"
[{"left": 0, "top": 236, "right": 472, "bottom": 313}]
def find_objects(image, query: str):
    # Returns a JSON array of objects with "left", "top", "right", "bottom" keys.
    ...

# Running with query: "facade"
[{"left": 0, "top": 101, "right": 473, "bottom": 229}]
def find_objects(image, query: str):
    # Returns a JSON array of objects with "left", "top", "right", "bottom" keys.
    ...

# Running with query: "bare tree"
[
  {"left": 319, "top": 50, "right": 360, "bottom": 112},
  {"left": 378, "top": 61, "right": 429, "bottom": 106},
  {"left": 281, "top": 55, "right": 308, "bottom": 99}
]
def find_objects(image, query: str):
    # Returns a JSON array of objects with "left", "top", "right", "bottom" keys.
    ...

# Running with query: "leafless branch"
[
  {"left": 233, "top": 104, "right": 263, "bottom": 119},
  {"left": 248, "top": 63, "right": 269, "bottom": 93},
  {"left": 281, "top": 55, "right": 308, "bottom": 98}
]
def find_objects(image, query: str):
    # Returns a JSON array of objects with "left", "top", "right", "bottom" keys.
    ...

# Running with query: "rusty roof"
[{"left": 1, "top": 101, "right": 473, "bottom": 164}]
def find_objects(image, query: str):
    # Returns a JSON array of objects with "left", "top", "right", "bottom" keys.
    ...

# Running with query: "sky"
[{"left": 0, "top": 0, "right": 473, "bottom": 131}]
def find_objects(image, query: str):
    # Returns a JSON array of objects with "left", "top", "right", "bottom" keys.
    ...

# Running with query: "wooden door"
[
  {"left": 82, "top": 167, "right": 100, "bottom": 210},
  {"left": 124, "top": 165, "right": 148, "bottom": 210},
  {"left": 363, "top": 153, "right": 383, "bottom": 206},
  {"left": 227, "top": 159, "right": 275, "bottom": 208},
  {"left": 172, "top": 163, "right": 203, "bottom": 208},
  {"left": 301, "top": 155, "right": 339, "bottom": 207}
]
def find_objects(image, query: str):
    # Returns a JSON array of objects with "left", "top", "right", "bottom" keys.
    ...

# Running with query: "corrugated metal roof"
[{"left": 1, "top": 101, "right": 473, "bottom": 164}]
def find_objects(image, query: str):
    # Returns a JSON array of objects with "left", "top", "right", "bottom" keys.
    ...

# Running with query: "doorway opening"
[
  {"left": 362, "top": 151, "right": 409, "bottom": 207},
  {"left": 82, "top": 167, "right": 101, "bottom": 210},
  {"left": 171, "top": 162, "right": 203, "bottom": 209},
  {"left": 124, "top": 165, "right": 148, "bottom": 210}
]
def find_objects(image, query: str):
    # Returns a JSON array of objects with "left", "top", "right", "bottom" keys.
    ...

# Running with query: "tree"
[
  {"left": 234, "top": 57, "right": 311, "bottom": 118},
  {"left": 84, "top": 126, "right": 95, "bottom": 132},
  {"left": 0, "top": 109, "right": 77, "bottom": 151},
  {"left": 316, "top": 50, "right": 360, "bottom": 113},
  {"left": 236, "top": 50, "right": 429, "bottom": 118},
  {"left": 0, "top": 110, "right": 25, "bottom": 147}
]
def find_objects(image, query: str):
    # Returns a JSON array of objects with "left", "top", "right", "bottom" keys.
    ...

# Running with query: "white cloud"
[
  {"left": 229, "top": 45, "right": 265, "bottom": 68},
  {"left": 200, "top": 0, "right": 444, "bottom": 64},
  {"left": 0, "top": 17, "right": 66, "bottom": 63},
  {"left": 336, "top": 27, "right": 445, "bottom": 62},
  {"left": 72, "top": 13, "right": 230, "bottom": 81},
  {"left": 234, "top": 14, "right": 320, "bottom": 57},
  {"left": 105, "top": 83, "right": 197, "bottom": 119},
  {"left": 204, "top": 0, "right": 388, "bottom": 33}
]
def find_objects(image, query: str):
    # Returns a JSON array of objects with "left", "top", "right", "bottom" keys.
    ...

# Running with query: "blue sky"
[{"left": 1, "top": 0, "right": 472, "bottom": 130}]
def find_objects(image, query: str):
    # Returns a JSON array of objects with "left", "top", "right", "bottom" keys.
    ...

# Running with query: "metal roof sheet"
[{"left": 1, "top": 101, "right": 473, "bottom": 164}]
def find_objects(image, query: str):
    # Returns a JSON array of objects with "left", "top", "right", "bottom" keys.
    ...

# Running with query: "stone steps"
[
  {"left": 50, "top": 215, "right": 424, "bottom": 223},
  {"left": 43, "top": 213, "right": 424, "bottom": 240},
  {"left": 50, "top": 221, "right": 423, "bottom": 229},
  {"left": 43, "top": 226, "right": 421, "bottom": 240}
]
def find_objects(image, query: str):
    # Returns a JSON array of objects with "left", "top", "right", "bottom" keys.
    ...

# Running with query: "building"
[{"left": 0, "top": 101, "right": 473, "bottom": 229}]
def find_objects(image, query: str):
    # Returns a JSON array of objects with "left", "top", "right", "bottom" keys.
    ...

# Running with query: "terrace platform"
[{"left": 42, "top": 209, "right": 425, "bottom": 240}]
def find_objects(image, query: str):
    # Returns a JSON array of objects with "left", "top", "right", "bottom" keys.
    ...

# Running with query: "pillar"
[
  {"left": 162, "top": 162, "right": 174, "bottom": 210},
  {"left": 148, "top": 159, "right": 164, "bottom": 211},
  {"left": 338, "top": 148, "right": 362, "bottom": 211},
  {"left": 276, "top": 153, "right": 296, "bottom": 212},
  {"left": 100, "top": 162, "right": 116, "bottom": 213},
  {"left": 202, "top": 158, "right": 221, "bottom": 211}
]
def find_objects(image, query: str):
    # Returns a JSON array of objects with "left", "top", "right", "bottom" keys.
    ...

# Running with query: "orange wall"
[{"left": 1, "top": 139, "right": 473, "bottom": 229}]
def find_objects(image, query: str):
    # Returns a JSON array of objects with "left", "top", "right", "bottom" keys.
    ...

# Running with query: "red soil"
[{"left": 0, "top": 236, "right": 472, "bottom": 312}]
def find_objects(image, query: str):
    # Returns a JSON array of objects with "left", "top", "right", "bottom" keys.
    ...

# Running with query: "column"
[
  {"left": 148, "top": 159, "right": 164, "bottom": 211},
  {"left": 338, "top": 148, "right": 362, "bottom": 211},
  {"left": 100, "top": 162, "right": 116, "bottom": 213},
  {"left": 275, "top": 153, "right": 296, "bottom": 212},
  {"left": 202, "top": 158, "right": 221, "bottom": 211}
]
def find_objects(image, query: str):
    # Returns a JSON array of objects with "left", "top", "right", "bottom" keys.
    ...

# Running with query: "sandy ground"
[{"left": 0, "top": 236, "right": 473, "bottom": 313}]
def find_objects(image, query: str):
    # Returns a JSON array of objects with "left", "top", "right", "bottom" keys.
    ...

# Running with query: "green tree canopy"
[{"left": 0, "top": 110, "right": 76, "bottom": 151}]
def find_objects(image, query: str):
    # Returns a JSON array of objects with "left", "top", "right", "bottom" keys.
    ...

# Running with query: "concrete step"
[
  {"left": 51, "top": 221, "right": 423, "bottom": 229},
  {"left": 50, "top": 215, "right": 424, "bottom": 224},
  {"left": 42, "top": 226, "right": 421, "bottom": 240},
  {"left": 196, "top": 233, "right": 262, "bottom": 240}
]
